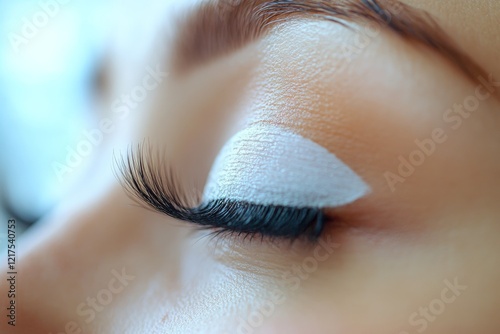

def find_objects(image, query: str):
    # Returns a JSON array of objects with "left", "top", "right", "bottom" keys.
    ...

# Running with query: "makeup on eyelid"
[{"left": 203, "top": 123, "right": 370, "bottom": 208}]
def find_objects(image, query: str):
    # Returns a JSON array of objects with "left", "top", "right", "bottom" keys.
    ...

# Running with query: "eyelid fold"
[{"left": 202, "top": 123, "right": 370, "bottom": 208}]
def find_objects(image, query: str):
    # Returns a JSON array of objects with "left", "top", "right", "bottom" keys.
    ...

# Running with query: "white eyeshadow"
[{"left": 203, "top": 124, "right": 370, "bottom": 207}]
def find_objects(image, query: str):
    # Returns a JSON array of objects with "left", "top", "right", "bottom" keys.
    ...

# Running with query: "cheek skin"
[
  {"left": 203, "top": 213, "right": 500, "bottom": 334},
  {"left": 255, "top": 217, "right": 500, "bottom": 334}
]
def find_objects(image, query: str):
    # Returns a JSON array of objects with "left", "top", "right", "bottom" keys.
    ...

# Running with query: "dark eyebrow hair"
[{"left": 173, "top": 0, "right": 489, "bottom": 86}]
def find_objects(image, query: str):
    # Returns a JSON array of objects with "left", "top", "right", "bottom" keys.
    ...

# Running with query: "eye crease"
[
  {"left": 203, "top": 124, "right": 369, "bottom": 208},
  {"left": 118, "top": 125, "right": 368, "bottom": 241}
]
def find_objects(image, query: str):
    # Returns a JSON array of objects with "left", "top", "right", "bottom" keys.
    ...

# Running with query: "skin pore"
[{"left": 2, "top": 1, "right": 500, "bottom": 333}]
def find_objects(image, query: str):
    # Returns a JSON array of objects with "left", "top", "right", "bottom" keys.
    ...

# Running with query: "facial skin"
[{"left": 2, "top": 1, "right": 500, "bottom": 333}]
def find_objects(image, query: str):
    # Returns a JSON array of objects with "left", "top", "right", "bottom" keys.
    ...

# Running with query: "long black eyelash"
[{"left": 116, "top": 143, "right": 326, "bottom": 241}]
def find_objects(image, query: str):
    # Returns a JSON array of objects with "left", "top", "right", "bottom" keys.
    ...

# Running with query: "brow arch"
[{"left": 174, "top": 0, "right": 490, "bottom": 89}]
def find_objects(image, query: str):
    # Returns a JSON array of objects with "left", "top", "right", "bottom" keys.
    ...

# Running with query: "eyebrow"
[{"left": 173, "top": 0, "right": 489, "bottom": 86}]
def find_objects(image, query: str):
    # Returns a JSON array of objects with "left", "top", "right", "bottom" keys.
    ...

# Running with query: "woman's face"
[{"left": 4, "top": 1, "right": 500, "bottom": 333}]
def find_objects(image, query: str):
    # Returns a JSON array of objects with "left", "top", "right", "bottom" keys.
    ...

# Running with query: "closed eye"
[{"left": 116, "top": 145, "right": 327, "bottom": 242}]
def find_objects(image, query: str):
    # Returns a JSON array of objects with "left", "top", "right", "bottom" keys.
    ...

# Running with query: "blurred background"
[
  {"left": 0, "top": 0, "right": 175, "bottom": 250},
  {"left": 0, "top": 1, "right": 115, "bottom": 249}
]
